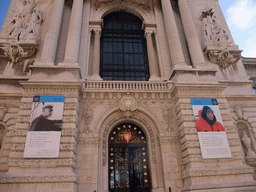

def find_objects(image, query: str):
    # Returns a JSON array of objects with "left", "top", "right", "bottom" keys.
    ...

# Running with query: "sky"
[{"left": 0, "top": 0, "right": 255, "bottom": 58}]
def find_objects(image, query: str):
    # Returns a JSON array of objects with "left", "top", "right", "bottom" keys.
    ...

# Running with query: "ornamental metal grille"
[
  {"left": 109, "top": 123, "right": 150, "bottom": 192},
  {"left": 100, "top": 12, "right": 150, "bottom": 81}
]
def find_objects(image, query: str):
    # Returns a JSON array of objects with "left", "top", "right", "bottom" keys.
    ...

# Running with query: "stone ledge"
[
  {"left": 0, "top": 173, "right": 77, "bottom": 183},
  {"left": 7, "top": 159, "right": 76, "bottom": 168},
  {"left": 181, "top": 166, "right": 254, "bottom": 178},
  {"left": 183, "top": 181, "right": 256, "bottom": 191}
]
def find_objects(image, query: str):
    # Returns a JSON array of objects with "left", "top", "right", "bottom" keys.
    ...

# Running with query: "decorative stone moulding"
[
  {"left": 94, "top": 0, "right": 150, "bottom": 12},
  {"left": 201, "top": 8, "right": 242, "bottom": 69}
]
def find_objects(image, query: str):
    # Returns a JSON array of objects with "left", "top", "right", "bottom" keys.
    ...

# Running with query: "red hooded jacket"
[{"left": 195, "top": 109, "right": 225, "bottom": 132}]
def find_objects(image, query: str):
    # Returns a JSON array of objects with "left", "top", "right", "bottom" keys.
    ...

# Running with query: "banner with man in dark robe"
[{"left": 24, "top": 95, "right": 65, "bottom": 158}]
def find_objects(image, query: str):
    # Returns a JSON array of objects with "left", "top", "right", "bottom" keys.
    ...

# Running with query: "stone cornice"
[
  {"left": 7, "top": 159, "right": 76, "bottom": 168},
  {"left": 182, "top": 181, "right": 256, "bottom": 191},
  {"left": 77, "top": 137, "right": 100, "bottom": 146},
  {"left": 182, "top": 166, "right": 254, "bottom": 179},
  {"left": 20, "top": 81, "right": 81, "bottom": 97},
  {"left": 171, "top": 84, "right": 227, "bottom": 98},
  {"left": 0, "top": 173, "right": 77, "bottom": 183}
]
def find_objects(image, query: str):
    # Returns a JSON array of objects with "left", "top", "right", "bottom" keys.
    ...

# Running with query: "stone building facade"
[{"left": 0, "top": 0, "right": 256, "bottom": 191}]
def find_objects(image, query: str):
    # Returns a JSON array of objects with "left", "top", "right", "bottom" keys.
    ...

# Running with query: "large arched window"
[{"left": 100, "top": 12, "right": 150, "bottom": 81}]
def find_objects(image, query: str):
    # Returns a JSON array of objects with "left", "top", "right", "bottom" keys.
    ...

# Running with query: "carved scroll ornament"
[
  {"left": 0, "top": 41, "right": 37, "bottom": 64},
  {"left": 205, "top": 48, "right": 242, "bottom": 69}
]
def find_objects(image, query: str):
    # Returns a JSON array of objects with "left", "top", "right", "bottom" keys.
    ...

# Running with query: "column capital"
[{"left": 144, "top": 31, "right": 153, "bottom": 37}]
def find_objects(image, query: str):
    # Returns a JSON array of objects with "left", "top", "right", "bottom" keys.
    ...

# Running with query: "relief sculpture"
[
  {"left": 201, "top": 8, "right": 242, "bottom": 69},
  {"left": 6, "top": 0, "right": 52, "bottom": 40},
  {"left": 0, "top": 0, "right": 53, "bottom": 76}
]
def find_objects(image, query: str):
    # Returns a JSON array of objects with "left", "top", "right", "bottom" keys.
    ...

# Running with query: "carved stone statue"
[
  {"left": 202, "top": 8, "right": 231, "bottom": 46},
  {"left": 201, "top": 8, "right": 242, "bottom": 69},
  {"left": 6, "top": 12, "right": 22, "bottom": 38},
  {"left": 5, "top": 0, "right": 53, "bottom": 41},
  {"left": 241, "top": 131, "right": 256, "bottom": 158},
  {"left": 234, "top": 105, "right": 243, "bottom": 119}
]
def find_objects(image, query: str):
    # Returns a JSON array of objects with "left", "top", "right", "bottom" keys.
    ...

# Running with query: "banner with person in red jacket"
[{"left": 191, "top": 99, "right": 231, "bottom": 159}]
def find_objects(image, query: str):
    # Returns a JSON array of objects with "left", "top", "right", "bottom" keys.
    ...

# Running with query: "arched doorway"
[{"left": 108, "top": 123, "right": 150, "bottom": 192}]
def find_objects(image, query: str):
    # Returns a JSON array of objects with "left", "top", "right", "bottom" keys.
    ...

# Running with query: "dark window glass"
[{"left": 100, "top": 12, "right": 149, "bottom": 81}]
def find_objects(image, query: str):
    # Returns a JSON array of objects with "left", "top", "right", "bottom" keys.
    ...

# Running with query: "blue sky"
[{"left": 0, "top": 0, "right": 255, "bottom": 57}]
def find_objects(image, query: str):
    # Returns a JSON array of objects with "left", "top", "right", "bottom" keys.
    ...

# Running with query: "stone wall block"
[
  {"left": 176, "top": 109, "right": 194, "bottom": 119},
  {"left": 180, "top": 134, "right": 198, "bottom": 144},
  {"left": 178, "top": 122, "right": 197, "bottom": 132},
  {"left": 20, "top": 98, "right": 33, "bottom": 103},
  {"left": 230, "top": 146, "right": 242, "bottom": 153},
  {"left": 59, "top": 151, "right": 76, "bottom": 159},
  {"left": 61, "top": 130, "right": 76, "bottom": 137},
  {"left": 18, "top": 110, "right": 31, "bottom": 116},
  {"left": 3, "top": 113, "right": 18, "bottom": 123},
  {"left": 179, "top": 128, "right": 197, "bottom": 138},
  {"left": 181, "top": 141, "right": 200, "bottom": 151},
  {"left": 62, "top": 116, "right": 77, "bottom": 123},
  {"left": 182, "top": 148, "right": 201, "bottom": 158},
  {"left": 177, "top": 115, "right": 195, "bottom": 126},
  {"left": 62, "top": 123, "right": 77, "bottom": 129},
  {"left": 12, "top": 137, "right": 26, "bottom": 143},
  {"left": 226, "top": 133, "right": 240, "bottom": 140},
  {"left": 61, "top": 136, "right": 76, "bottom": 144},
  {"left": 9, "top": 151, "right": 24, "bottom": 159},
  {"left": 6, "top": 119, "right": 17, "bottom": 127},
  {"left": 63, "top": 110, "right": 78, "bottom": 116}
]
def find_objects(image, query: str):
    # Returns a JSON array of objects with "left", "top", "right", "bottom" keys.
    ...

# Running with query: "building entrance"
[{"left": 108, "top": 123, "right": 150, "bottom": 192}]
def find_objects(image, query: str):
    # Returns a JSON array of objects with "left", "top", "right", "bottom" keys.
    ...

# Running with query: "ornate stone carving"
[
  {"left": 8, "top": 130, "right": 27, "bottom": 137},
  {"left": 205, "top": 48, "right": 241, "bottom": 69},
  {"left": 61, "top": 130, "right": 76, "bottom": 137},
  {"left": 234, "top": 105, "right": 243, "bottom": 119},
  {"left": 64, "top": 103, "right": 78, "bottom": 110},
  {"left": 7, "top": 159, "right": 76, "bottom": 168},
  {"left": 162, "top": 105, "right": 175, "bottom": 132},
  {"left": 241, "top": 131, "right": 256, "bottom": 158},
  {"left": 95, "top": 0, "right": 150, "bottom": 12},
  {"left": 6, "top": 0, "right": 53, "bottom": 40},
  {"left": 0, "top": 41, "right": 37, "bottom": 64},
  {"left": 182, "top": 167, "right": 254, "bottom": 178},
  {"left": 201, "top": 8, "right": 231, "bottom": 46},
  {"left": 0, "top": 40, "right": 37, "bottom": 76},
  {"left": 0, "top": 173, "right": 76, "bottom": 183},
  {"left": 0, "top": 105, "right": 7, "bottom": 121},
  {"left": 80, "top": 106, "right": 93, "bottom": 135},
  {"left": 77, "top": 138, "right": 99, "bottom": 146},
  {"left": 201, "top": 8, "right": 242, "bottom": 69},
  {"left": 17, "top": 115, "right": 30, "bottom": 123},
  {"left": 119, "top": 93, "right": 137, "bottom": 112}
]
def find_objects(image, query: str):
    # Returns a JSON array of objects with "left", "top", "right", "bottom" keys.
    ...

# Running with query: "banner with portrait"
[
  {"left": 191, "top": 99, "right": 231, "bottom": 159},
  {"left": 24, "top": 95, "right": 65, "bottom": 158}
]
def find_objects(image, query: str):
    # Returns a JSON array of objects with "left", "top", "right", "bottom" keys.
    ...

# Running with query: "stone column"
[
  {"left": 63, "top": 0, "right": 84, "bottom": 64},
  {"left": 178, "top": 0, "right": 205, "bottom": 67},
  {"left": 40, "top": 0, "right": 65, "bottom": 64},
  {"left": 90, "top": 29, "right": 102, "bottom": 80},
  {"left": 160, "top": 0, "right": 187, "bottom": 67},
  {"left": 145, "top": 31, "right": 160, "bottom": 80}
]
